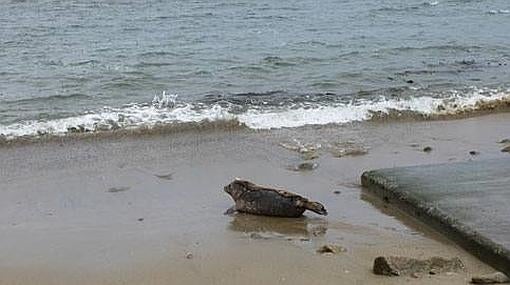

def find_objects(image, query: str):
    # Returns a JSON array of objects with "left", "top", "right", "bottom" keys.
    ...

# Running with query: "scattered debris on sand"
[
  {"left": 329, "top": 141, "right": 369, "bottom": 158},
  {"left": 279, "top": 140, "right": 321, "bottom": 154},
  {"left": 317, "top": 244, "right": 347, "bottom": 255},
  {"left": 224, "top": 179, "right": 327, "bottom": 217},
  {"left": 291, "top": 162, "right": 318, "bottom": 172},
  {"left": 373, "top": 256, "right": 464, "bottom": 277},
  {"left": 280, "top": 139, "right": 322, "bottom": 160},
  {"left": 107, "top": 186, "right": 130, "bottom": 193},
  {"left": 301, "top": 151, "right": 319, "bottom": 160},
  {"left": 472, "top": 272, "right": 510, "bottom": 284}
]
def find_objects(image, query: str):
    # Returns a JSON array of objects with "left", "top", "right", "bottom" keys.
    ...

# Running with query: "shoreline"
[
  {"left": 1, "top": 113, "right": 510, "bottom": 284},
  {"left": 1, "top": 90, "right": 510, "bottom": 145}
]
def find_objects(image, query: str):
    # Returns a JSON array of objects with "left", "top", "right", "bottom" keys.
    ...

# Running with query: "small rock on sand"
[
  {"left": 373, "top": 256, "right": 464, "bottom": 277},
  {"left": 423, "top": 146, "right": 433, "bottom": 153},
  {"left": 185, "top": 252, "right": 193, "bottom": 259},
  {"left": 472, "top": 272, "right": 510, "bottom": 284},
  {"left": 333, "top": 190, "right": 341, "bottom": 194},
  {"left": 292, "top": 162, "right": 318, "bottom": 171},
  {"left": 469, "top": 150, "right": 480, "bottom": 155},
  {"left": 107, "top": 186, "right": 130, "bottom": 193},
  {"left": 317, "top": 244, "right": 346, "bottom": 254}
]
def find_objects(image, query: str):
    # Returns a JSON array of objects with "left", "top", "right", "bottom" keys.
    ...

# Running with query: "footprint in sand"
[{"left": 107, "top": 186, "right": 130, "bottom": 193}]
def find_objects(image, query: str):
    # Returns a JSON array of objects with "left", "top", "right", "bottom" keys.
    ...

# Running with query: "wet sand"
[{"left": 1, "top": 113, "right": 510, "bottom": 284}]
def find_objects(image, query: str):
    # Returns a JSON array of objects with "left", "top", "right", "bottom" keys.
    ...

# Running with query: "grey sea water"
[{"left": 0, "top": 0, "right": 509, "bottom": 137}]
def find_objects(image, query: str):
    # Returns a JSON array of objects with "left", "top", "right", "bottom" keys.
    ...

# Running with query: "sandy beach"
[{"left": 1, "top": 113, "right": 510, "bottom": 284}]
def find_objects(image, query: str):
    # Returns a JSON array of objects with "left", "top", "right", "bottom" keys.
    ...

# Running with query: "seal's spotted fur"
[{"left": 224, "top": 179, "right": 327, "bottom": 217}]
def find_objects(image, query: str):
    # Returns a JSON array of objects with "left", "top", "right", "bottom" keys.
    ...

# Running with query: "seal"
[{"left": 224, "top": 179, "right": 328, "bottom": 217}]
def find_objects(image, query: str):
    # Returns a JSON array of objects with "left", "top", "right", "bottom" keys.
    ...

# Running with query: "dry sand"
[{"left": 1, "top": 113, "right": 510, "bottom": 284}]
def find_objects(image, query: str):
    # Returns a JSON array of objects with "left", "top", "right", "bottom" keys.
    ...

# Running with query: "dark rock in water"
[
  {"left": 373, "top": 256, "right": 464, "bottom": 276},
  {"left": 469, "top": 150, "right": 480, "bottom": 155},
  {"left": 137, "top": 218, "right": 144, "bottom": 222},
  {"left": 502, "top": 145, "right": 510, "bottom": 153},
  {"left": 472, "top": 272, "right": 510, "bottom": 284},
  {"left": 406, "top": 79, "right": 414, "bottom": 84},
  {"left": 333, "top": 190, "right": 341, "bottom": 194},
  {"left": 499, "top": 139, "right": 510, "bottom": 144},
  {"left": 317, "top": 244, "right": 346, "bottom": 254},
  {"left": 423, "top": 146, "right": 433, "bottom": 153},
  {"left": 293, "top": 162, "right": 318, "bottom": 171},
  {"left": 224, "top": 179, "right": 327, "bottom": 217}
]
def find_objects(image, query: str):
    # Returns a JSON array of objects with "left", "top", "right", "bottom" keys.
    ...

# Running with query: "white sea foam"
[
  {"left": 425, "top": 1, "right": 439, "bottom": 6},
  {"left": 0, "top": 87, "right": 509, "bottom": 139},
  {"left": 237, "top": 88, "right": 510, "bottom": 129}
]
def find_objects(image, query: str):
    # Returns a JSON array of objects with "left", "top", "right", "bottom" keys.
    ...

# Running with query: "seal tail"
[{"left": 303, "top": 201, "right": 328, "bottom": 216}]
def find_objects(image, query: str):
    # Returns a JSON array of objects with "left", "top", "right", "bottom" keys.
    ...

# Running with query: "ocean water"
[{"left": 1, "top": 0, "right": 509, "bottom": 138}]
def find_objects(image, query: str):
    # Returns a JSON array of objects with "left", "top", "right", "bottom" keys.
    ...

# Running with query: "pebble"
[
  {"left": 294, "top": 162, "right": 318, "bottom": 171},
  {"left": 317, "top": 244, "right": 347, "bottom": 254},
  {"left": 107, "top": 186, "right": 130, "bottom": 193}
]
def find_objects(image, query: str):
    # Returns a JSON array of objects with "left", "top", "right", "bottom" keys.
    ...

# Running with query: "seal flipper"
[{"left": 224, "top": 206, "right": 237, "bottom": 215}]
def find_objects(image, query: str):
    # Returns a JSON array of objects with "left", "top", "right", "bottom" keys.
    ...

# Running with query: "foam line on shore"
[{"left": 0, "top": 87, "right": 509, "bottom": 140}]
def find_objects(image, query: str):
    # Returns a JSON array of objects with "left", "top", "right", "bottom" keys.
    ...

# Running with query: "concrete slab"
[{"left": 361, "top": 158, "right": 510, "bottom": 275}]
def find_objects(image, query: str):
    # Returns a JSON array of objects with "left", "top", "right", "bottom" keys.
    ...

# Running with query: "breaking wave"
[{"left": 1, "top": 87, "right": 510, "bottom": 141}]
